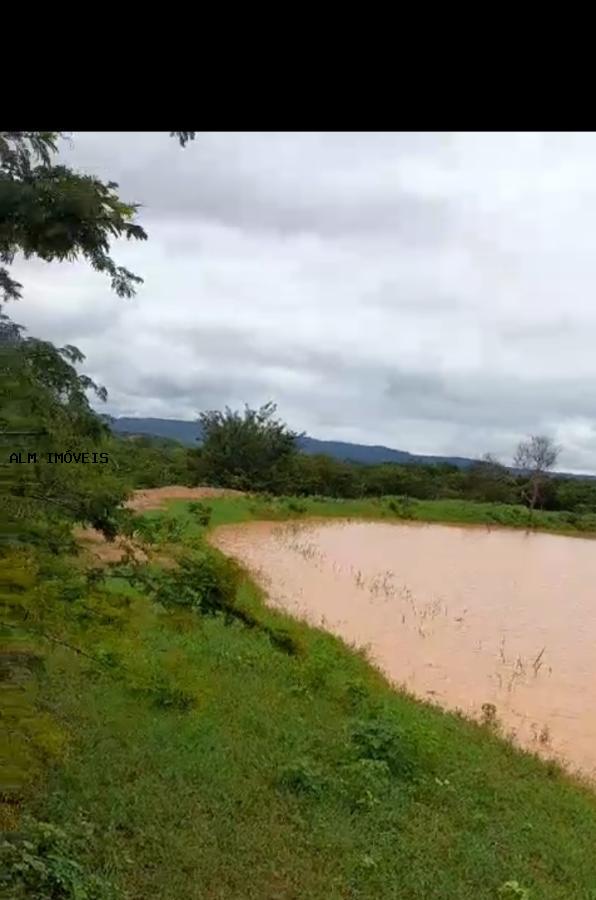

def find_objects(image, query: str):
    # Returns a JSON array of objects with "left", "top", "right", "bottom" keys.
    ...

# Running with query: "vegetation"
[
  {"left": 0, "top": 129, "right": 192, "bottom": 874},
  {"left": 195, "top": 402, "right": 300, "bottom": 491},
  {"left": 108, "top": 433, "right": 191, "bottom": 489},
  {"left": 514, "top": 434, "right": 560, "bottom": 515},
  {"left": 184, "top": 405, "right": 596, "bottom": 519},
  {"left": 3, "top": 131, "right": 596, "bottom": 898},
  {"left": 0, "top": 131, "right": 147, "bottom": 302},
  {"left": 1, "top": 130, "right": 192, "bottom": 302},
  {"left": 4, "top": 496, "right": 596, "bottom": 898},
  {"left": 174, "top": 492, "right": 596, "bottom": 537}
]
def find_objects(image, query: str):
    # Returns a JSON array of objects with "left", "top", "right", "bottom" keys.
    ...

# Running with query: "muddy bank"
[
  {"left": 76, "top": 485, "right": 241, "bottom": 563},
  {"left": 212, "top": 518, "right": 596, "bottom": 779},
  {"left": 127, "top": 485, "right": 242, "bottom": 512}
]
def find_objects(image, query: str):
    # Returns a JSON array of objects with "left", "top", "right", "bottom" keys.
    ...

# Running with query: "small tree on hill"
[
  {"left": 196, "top": 403, "right": 299, "bottom": 492},
  {"left": 513, "top": 435, "right": 560, "bottom": 517}
]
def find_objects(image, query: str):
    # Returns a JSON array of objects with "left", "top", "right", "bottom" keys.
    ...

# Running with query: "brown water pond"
[{"left": 213, "top": 519, "right": 596, "bottom": 779}]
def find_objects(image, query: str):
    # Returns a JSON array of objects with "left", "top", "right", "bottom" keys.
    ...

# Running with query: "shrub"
[
  {"left": 340, "top": 758, "right": 391, "bottom": 811},
  {"left": 0, "top": 817, "right": 117, "bottom": 899},
  {"left": 151, "top": 552, "right": 238, "bottom": 617},
  {"left": 266, "top": 626, "right": 300, "bottom": 656},
  {"left": 284, "top": 499, "right": 307, "bottom": 515},
  {"left": 278, "top": 759, "right": 326, "bottom": 797},
  {"left": 124, "top": 649, "right": 197, "bottom": 712},
  {"left": 384, "top": 496, "right": 416, "bottom": 519},
  {"left": 186, "top": 501, "right": 212, "bottom": 527},
  {"left": 349, "top": 715, "right": 421, "bottom": 780},
  {"left": 133, "top": 513, "right": 185, "bottom": 545},
  {"left": 343, "top": 678, "right": 369, "bottom": 710},
  {"left": 145, "top": 677, "right": 196, "bottom": 711}
]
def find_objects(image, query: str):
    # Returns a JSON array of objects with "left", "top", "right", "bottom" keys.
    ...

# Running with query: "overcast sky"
[{"left": 11, "top": 131, "right": 596, "bottom": 472}]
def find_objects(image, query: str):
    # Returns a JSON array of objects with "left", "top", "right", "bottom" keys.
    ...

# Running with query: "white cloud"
[{"left": 9, "top": 131, "right": 596, "bottom": 473}]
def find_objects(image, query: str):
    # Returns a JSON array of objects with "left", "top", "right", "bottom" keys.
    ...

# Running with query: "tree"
[
  {"left": 195, "top": 403, "right": 300, "bottom": 491},
  {"left": 466, "top": 452, "right": 514, "bottom": 504},
  {"left": 1, "top": 310, "right": 129, "bottom": 540},
  {"left": 288, "top": 453, "right": 363, "bottom": 498},
  {"left": 1, "top": 131, "right": 194, "bottom": 536},
  {"left": 0, "top": 131, "right": 197, "bottom": 817},
  {"left": 513, "top": 435, "right": 560, "bottom": 515},
  {"left": 0, "top": 132, "right": 147, "bottom": 302},
  {"left": 0, "top": 130, "right": 195, "bottom": 303},
  {"left": 171, "top": 132, "right": 196, "bottom": 147}
]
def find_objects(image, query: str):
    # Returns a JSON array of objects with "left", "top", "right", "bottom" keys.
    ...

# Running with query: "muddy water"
[{"left": 213, "top": 519, "right": 596, "bottom": 778}]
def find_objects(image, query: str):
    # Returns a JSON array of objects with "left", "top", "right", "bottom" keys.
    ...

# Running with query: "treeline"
[
  {"left": 189, "top": 447, "right": 596, "bottom": 513},
  {"left": 109, "top": 433, "right": 191, "bottom": 489},
  {"left": 110, "top": 406, "right": 596, "bottom": 515}
]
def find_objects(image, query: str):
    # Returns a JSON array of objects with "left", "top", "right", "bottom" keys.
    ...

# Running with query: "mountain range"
[{"left": 108, "top": 417, "right": 478, "bottom": 468}]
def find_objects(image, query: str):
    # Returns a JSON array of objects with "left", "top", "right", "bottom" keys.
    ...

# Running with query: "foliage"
[
  {"left": 107, "top": 433, "right": 191, "bottom": 489},
  {"left": 0, "top": 131, "right": 147, "bottom": 302},
  {"left": 183, "top": 407, "right": 596, "bottom": 514},
  {"left": 129, "top": 551, "right": 240, "bottom": 617},
  {"left": 349, "top": 714, "right": 422, "bottom": 779},
  {"left": 1, "top": 316, "right": 129, "bottom": 552},
  {"left": 132, "top": 512, "right": 186, "bottom": 545},
  {"left": 1, "top": 817, "right": 117, "bottom": 899},
  {"left": 384, "top": 495, "right": 416, "bottom": 518},
  {"left": 4, "top": 127, "right": 596, "bottom": 899},
  {"left": 25, "top": 546, "right": 596, "bottom": 899},
  {"left": 278, "top": 758, "right": 326, "bottom": 796},
  {"left": 339, "top": 758, "right": 392, "bottom": 811},
  {"left": 186, "top": 500, "right": 212, "bottom": 526},
  {"left": 0, "top": 130, "right": 194, "bottom": 876},
  {"left": 170, "top": 131, "right": 197, "bottom": 147},
  {"left": 192, "top": 402, "right": 300, "bottom": 491},
  {"left": 139, "top": 403, "right": 595, "bottom": 514}
]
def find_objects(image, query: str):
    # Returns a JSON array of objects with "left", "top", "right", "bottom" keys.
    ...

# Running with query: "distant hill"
[{"left": 108, "top": 417, "right": 478, "bottom": 469}]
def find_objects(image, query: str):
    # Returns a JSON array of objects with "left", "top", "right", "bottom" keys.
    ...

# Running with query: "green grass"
[
  {"left": 162, "top": 492, "right": 596, "bottom": 538},
  {"left": 10, "top": 494, "right": 596, "bottom": 898}
]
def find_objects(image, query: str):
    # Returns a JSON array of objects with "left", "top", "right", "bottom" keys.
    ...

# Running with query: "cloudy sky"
[{"left": 11, "top": 131, "right": 596, "bottom": 472}]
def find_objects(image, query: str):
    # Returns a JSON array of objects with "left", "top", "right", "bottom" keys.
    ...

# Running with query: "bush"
[
  {"left": 152, "top": 552, "right": 238, "bottom": 617},
  {"left": 144, "top": 677, "right": 196, "bottom": 711},
  {"left": 349, "top": 715, "right": 421, "bottom": 780},
  {"left": 133, "top": 513, "right": 185, "bottom": 545},
  {"left": 343, "top": 678, "right": 369, "bottom": 710},
  {"left": 278, "top": 759, "right": 326, "bottom": 797},
  {"left": 1, "top": 817, "right": 117, "bottom": 899},
  {"left": 186, "top": 501, "right": 212, "bottom": 527},
  {"left": 384, "top": 496, "right": 416, "bottom": 519},
  {"left": 340, "top": 758, "right": 391, "bottom": 811},
  {"left": 284, "top": 499, "right": 307, "bottom": 515}
]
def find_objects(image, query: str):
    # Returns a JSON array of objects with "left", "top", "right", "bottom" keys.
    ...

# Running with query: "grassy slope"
[
  {"left": 204, "top": 493, "right": 596, "bottom": 537},
  {"left": 20, "top": 496, "right": 596, "bottom": 899}
]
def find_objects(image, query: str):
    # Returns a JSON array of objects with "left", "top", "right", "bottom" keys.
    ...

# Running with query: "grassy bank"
[
  {"left": 165, "top": 491, "right": 596, "bottom": 537},
  {"left": 6, "top": 494, "right": 596, "bottom": 898}
]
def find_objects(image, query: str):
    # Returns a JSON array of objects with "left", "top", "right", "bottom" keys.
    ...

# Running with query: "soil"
[
  {"left": 127, "top": 486, "right": 242, "bottom": 512},
  {"left": 75, "top": 485, "right": 242, "bottom": 564}
]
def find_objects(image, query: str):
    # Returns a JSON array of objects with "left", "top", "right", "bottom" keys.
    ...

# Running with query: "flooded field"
[{"left": 213, "top": 519, "right": 596, "bottom": 778}]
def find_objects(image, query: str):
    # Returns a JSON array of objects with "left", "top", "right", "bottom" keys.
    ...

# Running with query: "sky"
[{"left": 11, "top": 131, "right": 596, "bottom": 473}]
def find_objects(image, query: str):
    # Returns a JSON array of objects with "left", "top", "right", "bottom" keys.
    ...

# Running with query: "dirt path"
[
  {"left": 126, "top": 485, "right": 242, "bottom": 512},
  {"left": 76, "top": 485, "right": 241, "bottom": 564}
]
